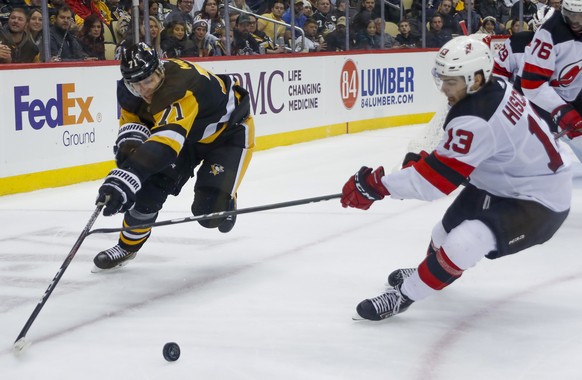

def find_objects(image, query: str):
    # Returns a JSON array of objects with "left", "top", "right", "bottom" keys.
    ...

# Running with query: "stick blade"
[{"left": 12, "top": 338, "right": 31, "bottom": 355}]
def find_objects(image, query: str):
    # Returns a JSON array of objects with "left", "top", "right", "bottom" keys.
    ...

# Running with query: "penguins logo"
[{"left": 210, "top": 164, "right": 225, "bottom": 176}]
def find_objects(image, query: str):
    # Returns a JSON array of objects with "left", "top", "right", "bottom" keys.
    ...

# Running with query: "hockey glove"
[
  {"left": 552, "top": 104, "right": 582, "bottom": 139},
  {"left": 96, "top": 168, "right": 142, "bottom": 216},
  {"left": 402, "top": 150, "right": 429, "bottom": 169},
  {"left": 341, "top": 166, "right": 390, "bottom": 210},
  {"left": 114, "top": 123, "right": 151, "bottom": 166}
]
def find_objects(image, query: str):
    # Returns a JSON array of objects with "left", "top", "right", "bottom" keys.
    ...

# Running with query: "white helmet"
[
  {"left": 562, "top": 0, "right": 582, "bottom": 33},
  {"left": 563, "top": 0, "right": 582, "bottom": 12},
  {"left": 433, "top": 36, "right": 493, "bottom": 94},
  {"left": 529, "top": 6, "right": 555, "bottom": 31}
]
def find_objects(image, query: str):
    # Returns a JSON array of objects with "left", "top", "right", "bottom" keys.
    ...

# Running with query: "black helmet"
[{"left": 120, "top": 42, "right": 161, "bottom": 83}]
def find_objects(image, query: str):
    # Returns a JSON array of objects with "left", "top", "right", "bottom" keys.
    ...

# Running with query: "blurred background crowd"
[{"left": 0, "top": 0, "right": 561, "bottom": 63}]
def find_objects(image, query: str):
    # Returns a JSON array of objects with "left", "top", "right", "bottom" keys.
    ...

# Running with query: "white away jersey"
[
  {"left": 384, "top": 79, "right": 572, "bottom": 212},
  {"left": 521, "top": 12, "right": 582, "bottom": 113},
  {"left": 493, "top": 31, "right": 534, "bottom": 82}
]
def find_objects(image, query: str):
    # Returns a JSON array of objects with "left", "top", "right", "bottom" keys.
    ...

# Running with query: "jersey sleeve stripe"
[
  {"left": 492, "top": 64, "right": 512, "bottom": 79},
  {"left": 432, "top": 151, "right": 474, "bottom": 177},
  {"left": 149, "top": 130, "right": 185, "bottom": 154},
  {"left": 521, "top": 63, "right": 554, "bottom": 89},
  {"left": 414, "top": 155, "right": 463, "bottom": 195}
]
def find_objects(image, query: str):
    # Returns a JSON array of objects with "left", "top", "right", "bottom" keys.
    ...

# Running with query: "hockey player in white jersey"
[
  {"left": 342, "top": 37, "right": 572, "bottom": 321},
  {"left": 493, "top": 6, "right": 555, "bottom": 84},
  {"left": 521, "top": 0, "right": 582, "bottom": 139}
]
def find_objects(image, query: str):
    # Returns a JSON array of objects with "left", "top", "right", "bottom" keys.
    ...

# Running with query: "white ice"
[{"left": 1, "top": 126, "right": 582, "bottom": 380}]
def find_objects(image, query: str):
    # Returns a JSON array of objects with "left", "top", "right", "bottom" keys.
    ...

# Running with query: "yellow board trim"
[
  {"left": 0, "top": 161, "right": 115, "bottom": 196},
  {"left": 0, "top": 113, "right": 435, "bottom": 196}
]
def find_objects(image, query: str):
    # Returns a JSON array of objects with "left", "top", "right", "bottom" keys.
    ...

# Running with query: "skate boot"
[
  {"left": 354, "top": 286, "right": 414, "bottom": 321},
  {"left": 218, "top": 197, "right": 236, "bottom": 233},
  {"left": 387, "top": 268, "right": 417, "bottom": 287},
  {"left": 92, "top": 245, "right": 137, "bottom": 272}
]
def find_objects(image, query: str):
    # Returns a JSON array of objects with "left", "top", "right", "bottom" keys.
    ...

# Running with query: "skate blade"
[
  {"left": 90, "top": 260, "right": 132, "bottom": 273},
  {"left": 352, "top": 313, "right": 366, "bottom": 321}
]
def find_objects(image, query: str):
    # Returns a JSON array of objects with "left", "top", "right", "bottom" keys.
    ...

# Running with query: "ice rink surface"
[{"left": 1, "top": 126, "right": 582, "bottom": 379}]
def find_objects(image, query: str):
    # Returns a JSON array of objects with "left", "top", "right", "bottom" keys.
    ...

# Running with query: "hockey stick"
[
  {"left": 13, "top": 202, "right": 105, "bottom": 354},
  {"left": 88, "top": 193, "right": 342, "bottom": 235}
]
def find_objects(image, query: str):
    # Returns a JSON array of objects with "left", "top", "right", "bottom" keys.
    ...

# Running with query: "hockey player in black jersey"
[
  {"left": 93, "top": 43, "right": 255, "bottom": 271},
  {"left": 342, "top": 37, "right": 571, "bottom": 321}
]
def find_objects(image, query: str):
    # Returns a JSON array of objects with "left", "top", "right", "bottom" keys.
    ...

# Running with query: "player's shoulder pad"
[{"left": 539, "top": 11, "right": 574, "bottom": 45}]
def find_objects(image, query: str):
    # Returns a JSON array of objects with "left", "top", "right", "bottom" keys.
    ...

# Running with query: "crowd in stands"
[{"left": 0, "top": 0, "right": 565, "bottom": 63}]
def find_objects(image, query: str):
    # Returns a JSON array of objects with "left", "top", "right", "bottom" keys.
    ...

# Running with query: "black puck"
[{"left": 163, "top": 342, "right": 180, "bottom": 362}]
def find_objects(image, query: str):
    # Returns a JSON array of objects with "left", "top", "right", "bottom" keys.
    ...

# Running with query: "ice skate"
[
  {"left": 354, "top": 286, "right": 414, "bottom": 321},
  {"left": 387, "top": 268, "right": 416, "bottom": 287},
  {"left": 92, "top": 245, "right": 137, "bottom": 272},
  {"left": 218, "top": 197, "right": 236, "bottom": 233}
]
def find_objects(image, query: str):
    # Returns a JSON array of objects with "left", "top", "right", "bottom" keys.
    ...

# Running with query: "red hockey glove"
[
  {"left": 552, "top": 104, "right": 582, "bottom": 139},
  {"left": 341, "top": 166, "right": 390, "bottom": 210},
  {"left": 402, "top": 150, "right": 429, "bottom": 169}
]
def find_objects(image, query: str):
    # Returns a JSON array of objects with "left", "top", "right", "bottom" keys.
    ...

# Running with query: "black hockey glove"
[
  {"left": 114, "top": 123, "right": 151, "bottom": 166},
  {"left": 402, "top": 150, "right": 429, "bottom": 169},
  {"left": 96, "top": 168, "right": 142, "bottom": 216}
]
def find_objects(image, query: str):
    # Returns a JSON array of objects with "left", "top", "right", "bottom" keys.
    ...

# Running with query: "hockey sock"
[{"left": 118, "top": 209, "right": 158, "bottom": 252}]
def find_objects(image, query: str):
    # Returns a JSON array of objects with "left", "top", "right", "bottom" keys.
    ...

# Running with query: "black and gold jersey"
[{"left": 117, "top": 58, "right": 249, "bottom": 178}]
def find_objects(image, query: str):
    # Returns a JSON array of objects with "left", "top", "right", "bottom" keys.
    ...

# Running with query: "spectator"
[
  {"left": 453, "top": 0, "right": 481, "bottom": 34},
  {"left": 78, "top": 13, "right": 105, "bottom": 59},
  {"left": 303, "top": 0, "right": 314, "bottom": 18},
  {"left": 436, "top": 0, "right": 458, "bottom": 35},
  {"left": 325, "top": 15, "right": 350, "bottom": 51},
  {"left": 511, "top": 0, "right": 538, "bottom": 23},
  {"left": 283, "top": 0, "right": 307, "bottom": 38},
  {"left": 232, "top": 0, "right": 252, "bottom": 13},
  {"left": 395, "top": 18, "right": 420, "bottom": 48},
  {"left": 233, "top": 12, "right": 260, "bottom": 55},
  {"left": 549, "top": 0, "right": 562, "bottom": 10},
  {"left": 332, "top": 0, "right": 354, "bottom": 20},
  {"left": 426, "top": 14, "right": 452, "bottom": 48},
  {"left": 477, "top": 0, "right": 505, "bottom": 27},
  {"left": 27, "top": 7, "right": 43, "bottom": 47},
  {"left": 193, "top": 0, "right": 224, "bottom": 36},
  {"left": 351, "top": 0, "right": 376, "bottom": 34},
  {"left": 164, "top": 0, "right": 195, "bottom": 35},
  {"left": 119, "top": 15, "right": 164, "bottom": 58},
  {"left": 0, "top": 7, "right": 40, "bottom": 63},
  {"left": 257, "top": 0, "right": 286, "bottom": 44},
  {"left": 506, "top": 17, "right": 527, "bottom": 34},
  {"left": 190, "top": 18, "right": 219, "bottom": 56},
  {"left": 294, "top": 17, "right": 326, "bottom": 52},
  {"left": 355, "top": 19, "right": 381, "bottom": 49},
  {"left": 478, "top": 15, "right": 499, "bottom": 34},
  {"left": 50, "top": 5, "right": 89, "bottom": 61},
  {"left": 374, "top": 18, "right": 398, "bottom": 48},
  {"left": 313, "top": 0, "right": 335, "bottom": 36},
  {"left": 213, "top": 25, "right": 232, "bottom": 55},
  {"left": 248, "top": 13, "right": 285, "bottom": 54},
  {"left": 148, "top": 0, "right": 163, "bottom": 23},
  {"left": 161, "top": 20, "right": 196, "bottom": 57}
]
